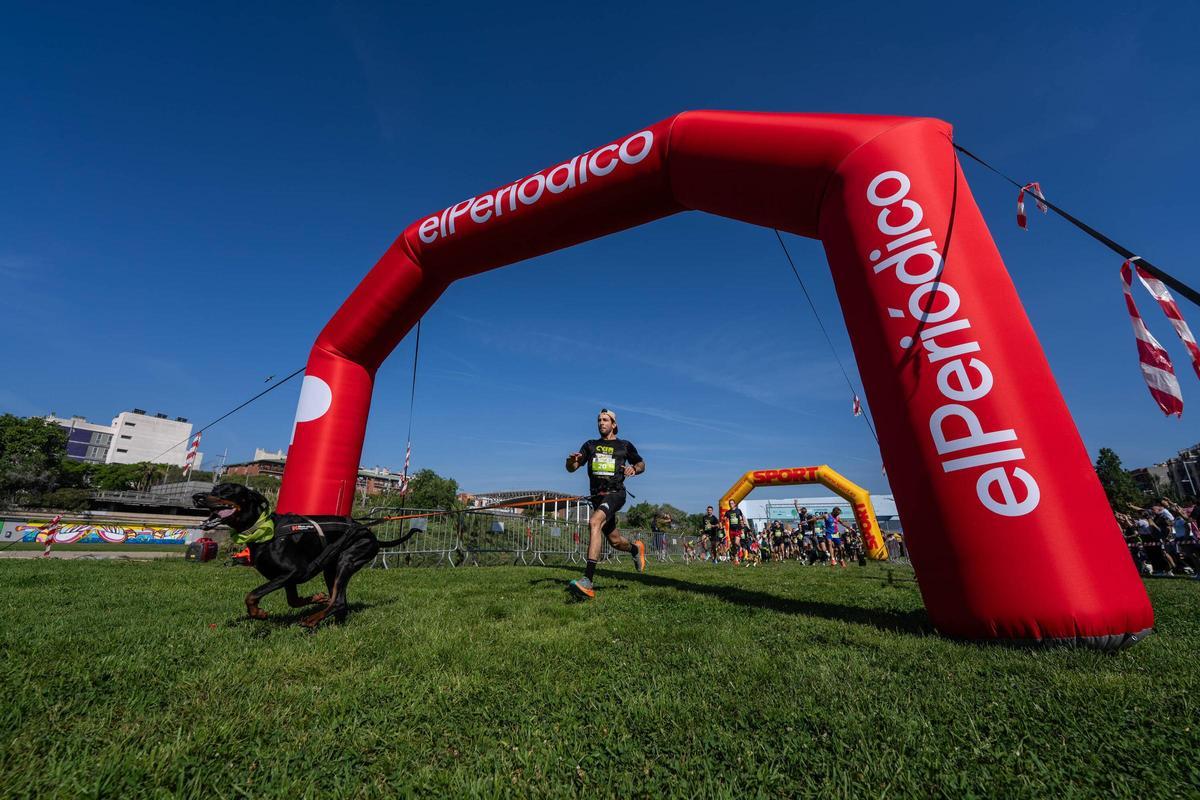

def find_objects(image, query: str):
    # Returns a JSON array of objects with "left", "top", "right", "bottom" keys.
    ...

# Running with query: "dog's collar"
[{"left": 229, "top": 512, "right": 275, "bottom": 547}]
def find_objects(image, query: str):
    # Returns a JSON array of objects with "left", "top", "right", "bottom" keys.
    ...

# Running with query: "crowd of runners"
[
  {"left": 653, "top": 496, "right": 1198, "bottom": 576},
  {"left": 681, "top": 501, "right": 876, "bottom": 567},
  {"left": 1118, "top": 498, "right": 1200, "bottom": 578}
]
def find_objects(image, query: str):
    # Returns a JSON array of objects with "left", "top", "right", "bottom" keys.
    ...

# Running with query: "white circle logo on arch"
[{"left": 291, "top": 375, "right": 333, "bottom": 444}]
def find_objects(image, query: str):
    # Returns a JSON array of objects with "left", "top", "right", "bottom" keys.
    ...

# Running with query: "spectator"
[
  {"left": 1137, "top": 510, "right": 1177, "bottom": 575},
  {"left": 651, "top": 511, "right": 672, "bottom": 562},
  {"left": 1161, "top": 500, "right": 1199, "bottom": 575},
  {"left": 1150, "top": 502, "right": 1175, "bottom": 539}
]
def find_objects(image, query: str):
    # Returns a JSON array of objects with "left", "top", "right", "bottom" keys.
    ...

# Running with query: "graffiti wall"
[{"left": 12, "top": 519, "right": 193, "bottom": 545}]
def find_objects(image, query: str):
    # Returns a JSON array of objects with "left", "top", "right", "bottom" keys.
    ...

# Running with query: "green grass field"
[
  {"left": 2, "top": 559, "right": 1197, "bottom": 798},
  {"left": 1, "top": 543, "right": 184, "bottom": 552}
]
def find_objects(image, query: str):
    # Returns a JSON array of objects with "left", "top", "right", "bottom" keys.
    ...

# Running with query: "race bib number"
[{"left": 592, "top": 445, "right": 616, "bottom": 476}]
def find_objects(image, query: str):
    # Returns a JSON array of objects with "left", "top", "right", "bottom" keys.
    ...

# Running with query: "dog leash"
[
  {"left": 361, "top": 494, "right": 586, "bottom": 526},
  {"left": 290, "top": 513, "right": 421, "bottom": 556}
]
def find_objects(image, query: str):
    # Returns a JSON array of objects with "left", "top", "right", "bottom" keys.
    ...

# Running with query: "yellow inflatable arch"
[{"left": 718, "top": 466, "right": 889, "bottom": 560}]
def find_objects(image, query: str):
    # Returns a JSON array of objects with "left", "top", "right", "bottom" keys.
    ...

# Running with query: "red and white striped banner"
[
  {"left": 1128, "top": 260, "right": 1200, "bottom": 379},
  {"left": 1016, "top": 182, "right": 1047, "bottom": 230},
  {"left": 40, "top": 514, "right": 63, "bottom": 558},
  {"left": 852, "top": 395, "right": 862, "bottom": 417},
  {"left": 182, "top": 432, "right": 201, "bottom": 478},
  {"left": 399, "top": 440, "right": 412, "bottom": 493},
  {"left": 1120, "top": 259, "right": 1198, "bottom": 416}
]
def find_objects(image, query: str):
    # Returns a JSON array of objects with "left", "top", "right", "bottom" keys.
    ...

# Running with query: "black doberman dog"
[{"left": 193, "top": 483, "right": 406, "bottom": 629}]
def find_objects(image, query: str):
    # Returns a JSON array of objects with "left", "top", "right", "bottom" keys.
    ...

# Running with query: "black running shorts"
[{"left": 592, "top": 489, "right": 627, "bottom": 534}]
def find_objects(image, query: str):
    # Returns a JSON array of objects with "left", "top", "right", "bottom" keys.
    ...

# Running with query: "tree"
[
  {"left": 403, "top": 468, "right": 461, "bottom": 511},
  {"left": 213, "top": 472, "right": 281, "bottom": 498},
  {"left": 1094, "top": 447, "right": 1144, "bottom": 512},
  {"left": 39, "top": 487, "right": 92, "bottom": 511},
  {"left": 625, "top": 501, "right": 657, "bottom": 529},
  {"left": 0, "top": 415, "right": 68, "bottom": 505},
  {"left": 58, "top": 458, "right": 96, "bottom": 489},
  {"left": 246, "top": 474, "right": 282, "bottom": 496},
  {"left": 90, "top": 462, "right": 152, "bottom": 491},
  {"left": 624, "top": 501, "right": 702, "bottom": 531},
  {"left": 362, "top": 488, "right": 408, "bottom": 513},
  {"left": 658, "top": 503, "right": 688, "bottom": 528},
  {"left": 148, "top": 463, "right": 214, "bottom": 484}
]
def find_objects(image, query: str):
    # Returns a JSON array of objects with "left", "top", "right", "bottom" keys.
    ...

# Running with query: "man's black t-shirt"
[
  {"left": 702, "top": 513, "right": 720, "bottom": 532},
  {"left": 727, "top": 508, "right": 746, "bottom": 531},
  {"left": 578, "top": 438, "right": 642, "bottom": 495}
]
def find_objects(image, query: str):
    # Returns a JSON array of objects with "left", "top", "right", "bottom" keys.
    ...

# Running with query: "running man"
[
  {"left": 725, "top": 499, "right": 747, "bottom": 563},
  {"left": 825, "top": 507, "right": 847, "bottom": 568},
  {"left": 701, "top": 505, "right": 721, "bottom": 563},
  {"left": 565, "top": 408, "right": 647, "bottom": 599}
]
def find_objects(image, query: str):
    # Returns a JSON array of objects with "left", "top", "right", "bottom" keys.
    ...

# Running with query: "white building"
[
  {"left": 45, "top": 415, "right": 116, "bottom": 464},
  {"left": 45, "top": 409, "right": 204, "bottom": 467},
  {"left": 108, "top": 410, "right": 201, "bottom": 468}
]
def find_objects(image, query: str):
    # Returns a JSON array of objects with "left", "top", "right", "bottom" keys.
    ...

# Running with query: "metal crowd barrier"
[
  {"left": 674, "top": 533, "right": 707, "bottom": 562},
  {"left": 627, "top": 528, "right": 707, "bottom": 564},
  {"left": 367, "top": 507, "right": 459, "bottom": 568},
  {"left": 598, "top": 530, "right": 664, "bottom": 564},
  {"left": 885, "top": 544, "right": 910, "bottom": 564},
  {"left": 457, "top": 509, "right": 533, "bottom": 566},
  {"left": 365, "top": 507, "right": 721, "bottom": 569},
  {"left": 599, "top": 537, "right": 621, "bottom": 564},
  {"left": 527, "top": 516, "right": 587, "bottom": 566},
  {"left": 878, "top": 520, "right": 910, "bottom": 564},
  {"left": 661, "top": 532, "right": 701, "bottom": 563}
]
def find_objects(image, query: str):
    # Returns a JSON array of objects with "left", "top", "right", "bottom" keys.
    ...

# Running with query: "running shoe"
[
  {"left": 568, "top": 577, "right": 595, "bottom": 599},
  {"left": 632, "top": 540, "right": 647, "bottom": 573}
]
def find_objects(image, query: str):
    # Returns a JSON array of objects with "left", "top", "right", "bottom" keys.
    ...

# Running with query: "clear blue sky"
[{"left": 3, "top": 2, "right": 1198, "bottom": 509}]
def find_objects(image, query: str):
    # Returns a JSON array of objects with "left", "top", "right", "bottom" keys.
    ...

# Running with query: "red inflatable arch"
[{"left": 278, "top": 111, "right": 1152, "bottom": 649}]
